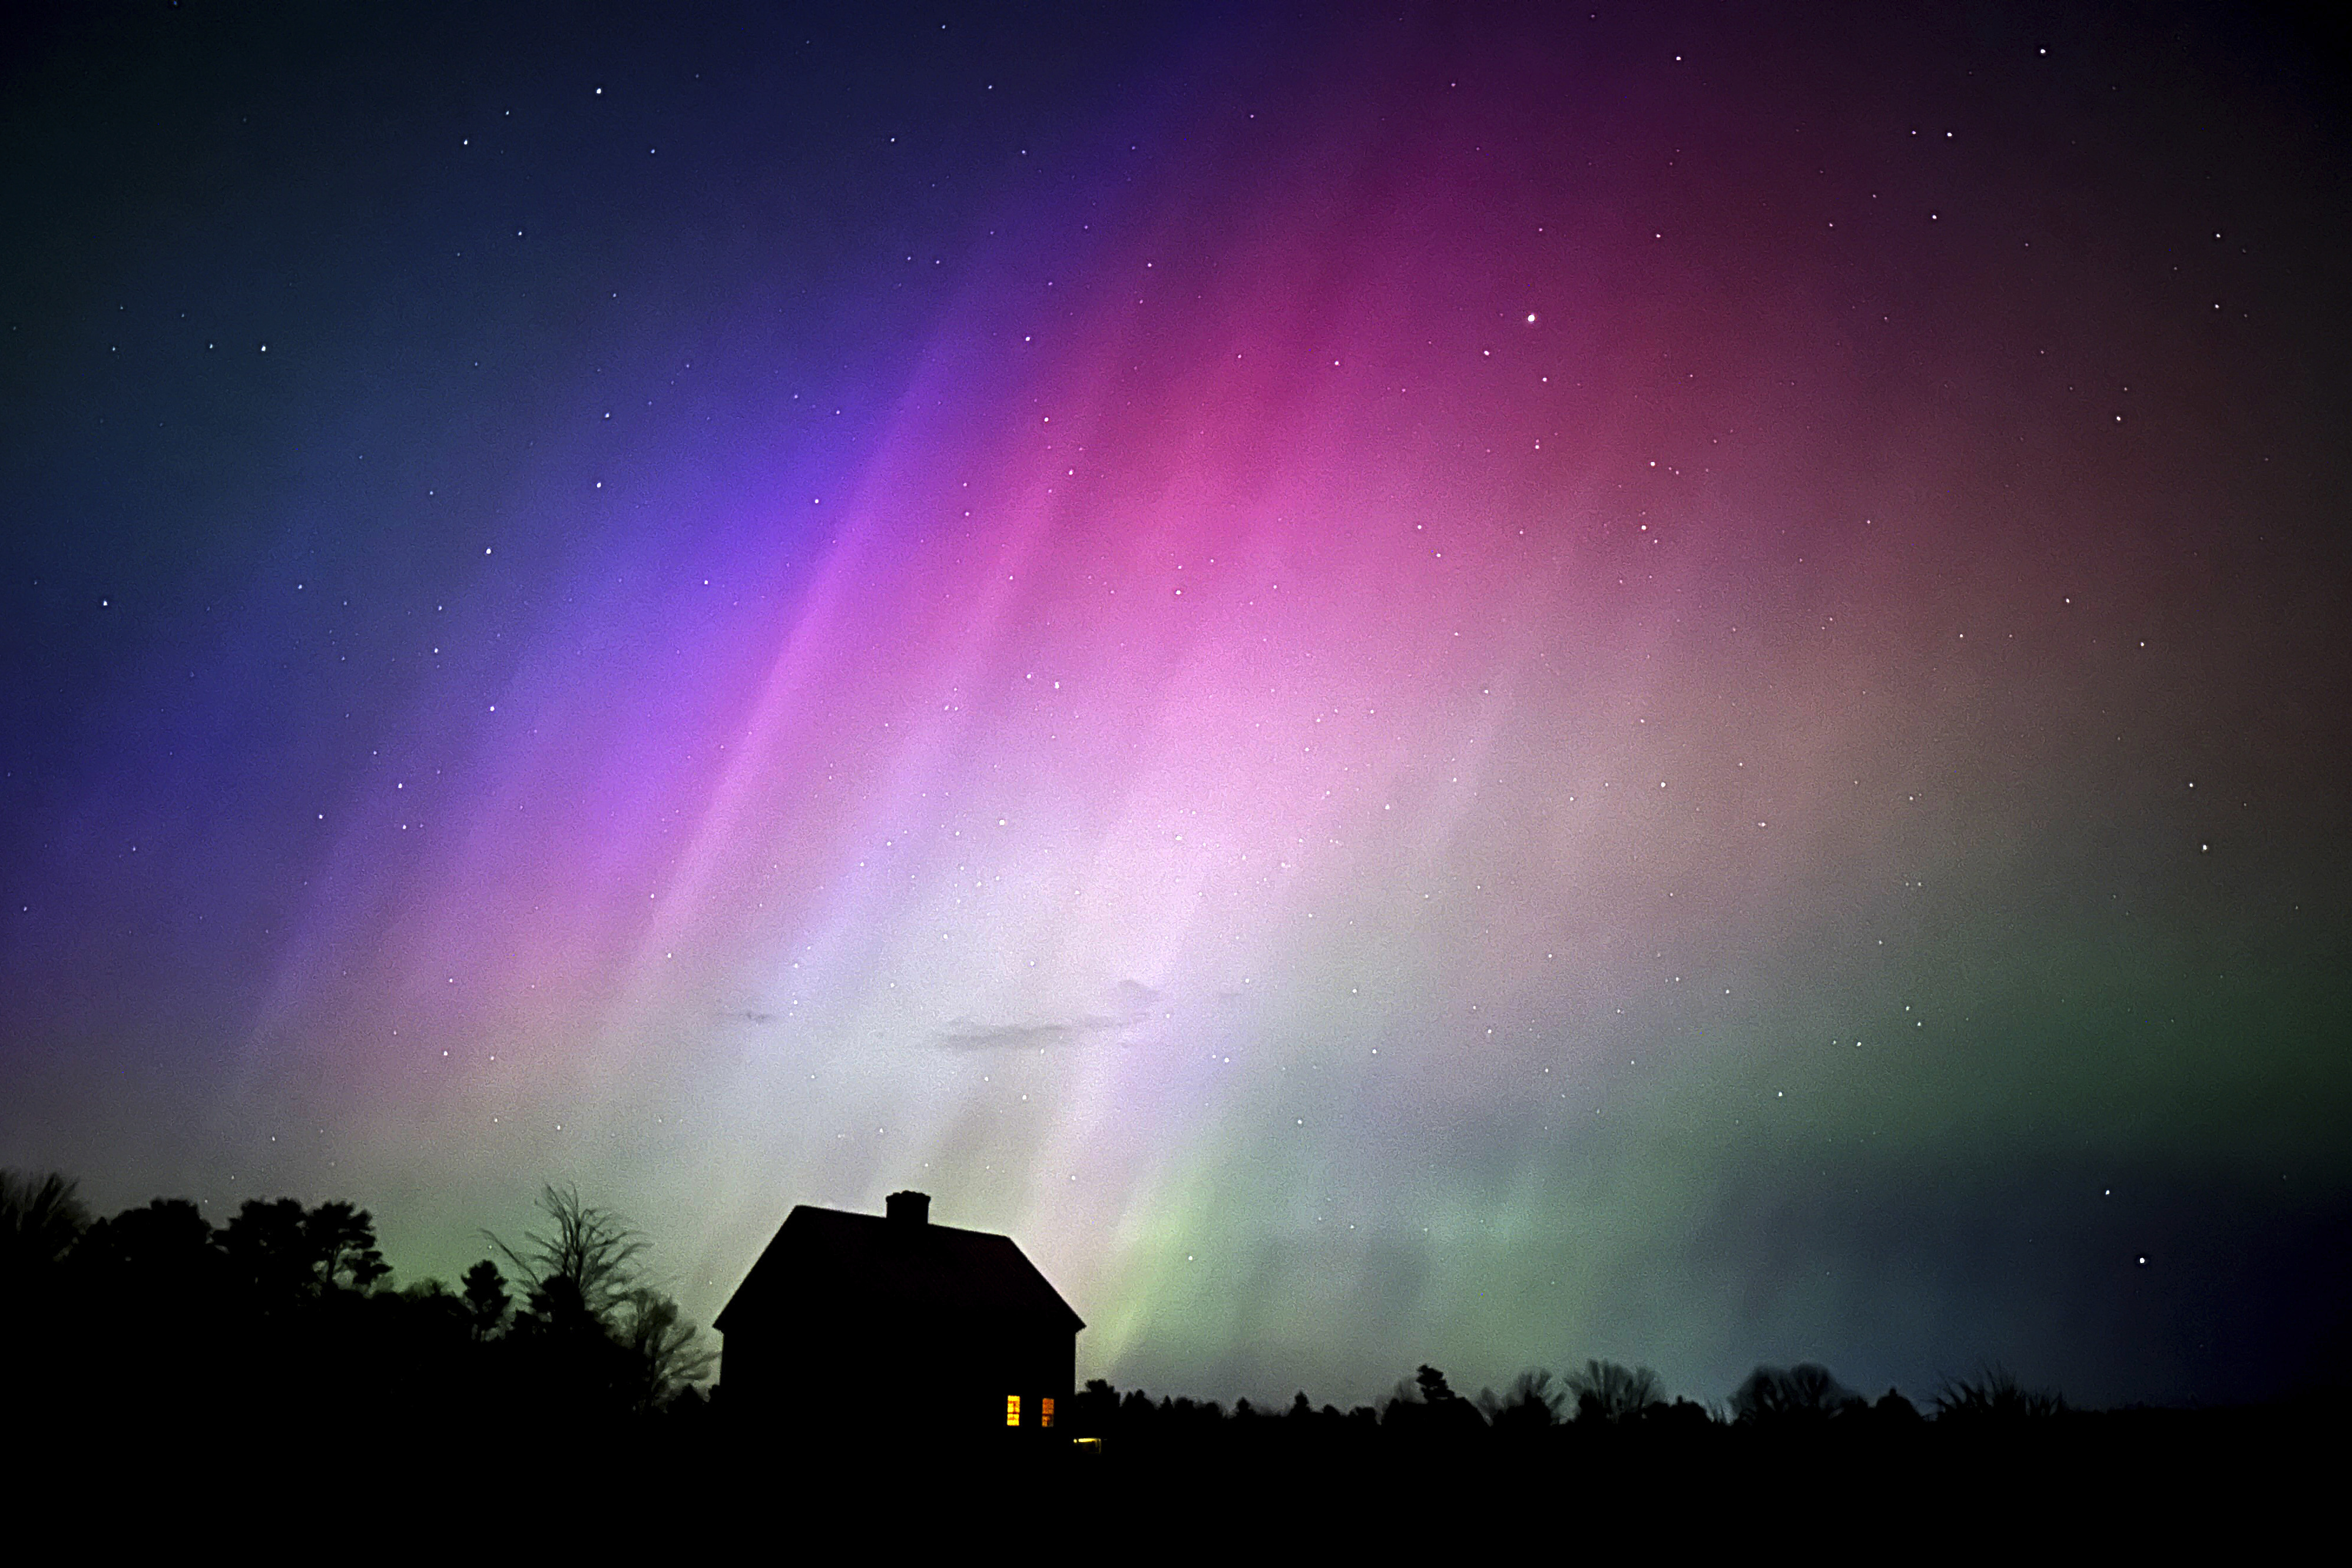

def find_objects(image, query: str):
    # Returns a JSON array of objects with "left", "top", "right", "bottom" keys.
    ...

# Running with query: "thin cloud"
[
  {"left": 929, "top": 980, "right": 1162, "bottom": 1052},
  {"left": 933, "top": 1016, "right": 1124, "bottom": 1052}
]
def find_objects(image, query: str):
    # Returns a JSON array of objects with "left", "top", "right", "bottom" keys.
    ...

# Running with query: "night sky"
[{"left": 5, "top": 2, "right": 2348, "bottom": 1411}]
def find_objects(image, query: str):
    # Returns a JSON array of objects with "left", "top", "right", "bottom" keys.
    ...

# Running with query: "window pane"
[
  {"left": 1005, "top": 1394, "right": 1021, "bottom": 1427},
  {"left": 1041, "top": 1397, "right": 1056, "bottom": 1428}
]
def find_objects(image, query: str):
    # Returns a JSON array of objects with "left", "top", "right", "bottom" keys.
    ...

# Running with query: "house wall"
[{"left": 720, "top": 1302, "right": 1073, "bottom": 1448}]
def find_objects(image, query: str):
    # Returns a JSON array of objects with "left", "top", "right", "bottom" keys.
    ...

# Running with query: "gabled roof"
[{"left": 716, "top": 1205, "right": 1084, "bottom": 1335}]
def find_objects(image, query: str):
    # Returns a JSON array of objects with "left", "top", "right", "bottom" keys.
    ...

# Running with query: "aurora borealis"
[{"left": 4, "top": 2, "right": 2347, "bottom": 1410}]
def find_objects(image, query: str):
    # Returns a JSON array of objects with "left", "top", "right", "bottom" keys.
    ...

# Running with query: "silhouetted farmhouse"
[{"left": 715, "top": 1191, "right": 1082, "bottom": 1443}]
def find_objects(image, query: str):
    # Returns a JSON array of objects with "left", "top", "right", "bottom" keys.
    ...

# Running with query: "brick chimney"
[{"left": 886, "top": 1190, "right": 930, "bottom": 1226}]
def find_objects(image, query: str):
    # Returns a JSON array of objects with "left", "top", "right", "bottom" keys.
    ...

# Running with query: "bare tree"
[
  {"left": 1565, "top": 1358, "right": 1667, "bottom": 1423},
  {"left": 615, "top": 1287, "right": 717, "bottom": 1408},
  {"left": 1478, "top": 1368, "right": 1565, "bottom": 1432},
  {"left": 1730, "top": 1362, "right": 1861, "bottom": 1423},
  {"left": 485, "top": 1182, "right": 648, "bottom": 1323},
  {"left": 486, "top": 1184, "right": 720, "bottom": 1411}
]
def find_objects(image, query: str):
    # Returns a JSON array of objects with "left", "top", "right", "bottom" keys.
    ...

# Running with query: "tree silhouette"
[
  {"left": 1, "top": 1170, "right": 93, "bottom": 1413},
  {"left": 1073, "top": 1378, "right": 1121, "bottom": 1435},
  {"left": 486, "top": 1182, "right": 648, "bottom": 1322},
  {"left": 305, "top": 1200, "right": 390, "bottom": 1294},
  {"left": 488, "top": 1184, "right": 715, "bottom": 1415},
  {"left": 513, "top": 1271, "right": 605, "bottom": 1337},
  {"left": 60, "top": 1196, "right": 235, "bottom": 1420},
  {"left": 1730, "top": 1363, "right": 1861, "bottom": 1424},
  {"left": 1565, "top": 1359, "right": 1667, "bottom": 1424},
  {"left": 6, "top": 1169, "right": 2134, "bottom": 1458},
  {"left": 461, "top": 1259, "right": 511, "bottom": 1340},
  {"left": 615, "top": 1285, "right": 716, "bottom": 1410},
  {"left": 1386, "top": 1364, "right": 1485, "bottom": 1438},
  {"left": 218, "top": 1196, "right": 390, "bottom": 1302},
  {"left": 0, "top": 1169, "right": 90, "bottom": 1278},
  {"left": 75, "top": 1196, "right": 216, "bottom": 1288},
  {"left": 221, "top": 1197, "right": 316, "bottom": 1302},
  {"left": 1481, "top": 1368, "right": 1564, "bottom": 1432},
  {"left": 393, "top": 1275, "right": 475, "bottom": 1344}
]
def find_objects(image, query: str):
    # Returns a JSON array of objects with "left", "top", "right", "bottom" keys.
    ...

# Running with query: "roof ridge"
[{"left": 715, "top": 1202, "right": 1086, "bottom": 1334}]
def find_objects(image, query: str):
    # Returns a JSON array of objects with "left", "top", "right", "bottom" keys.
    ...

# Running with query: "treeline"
[
  {"left": 1058, "top": 1358, "right": 2068, "bottom": 1454},
  {"left": 4, "top": 1164, "right": 2295, "bottom": 1477},
  {"left": 4, "top": 1165, "right": 2072, "bottom": 1447},
  {"left": 1, "top": 1170, "right": 715, "bottom": 1441}
]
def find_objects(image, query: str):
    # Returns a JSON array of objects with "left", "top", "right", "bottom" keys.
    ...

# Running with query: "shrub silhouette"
[
  {"left": 1934, "top": 1365, "right": 2065, "bottom": 1422},
  {"left": 1867, "top": 1387, "right": 1924, "bottom": 1424},
  {"left": 0, "top": 1169, "right": 90, "bottom": 1277}
]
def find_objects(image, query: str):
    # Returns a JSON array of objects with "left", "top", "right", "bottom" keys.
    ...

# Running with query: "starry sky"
[{"left": 4, "top": 2, "right": 2348, "bottom": 1410}]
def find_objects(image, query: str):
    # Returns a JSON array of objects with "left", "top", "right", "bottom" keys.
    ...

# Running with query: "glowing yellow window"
[
  {"left": 1041, "top": 1397, "right": 1056, "bottom": 1428},
  {"left": 1005, "top": 1394, "right": 1021, "bottom": 1427}
]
